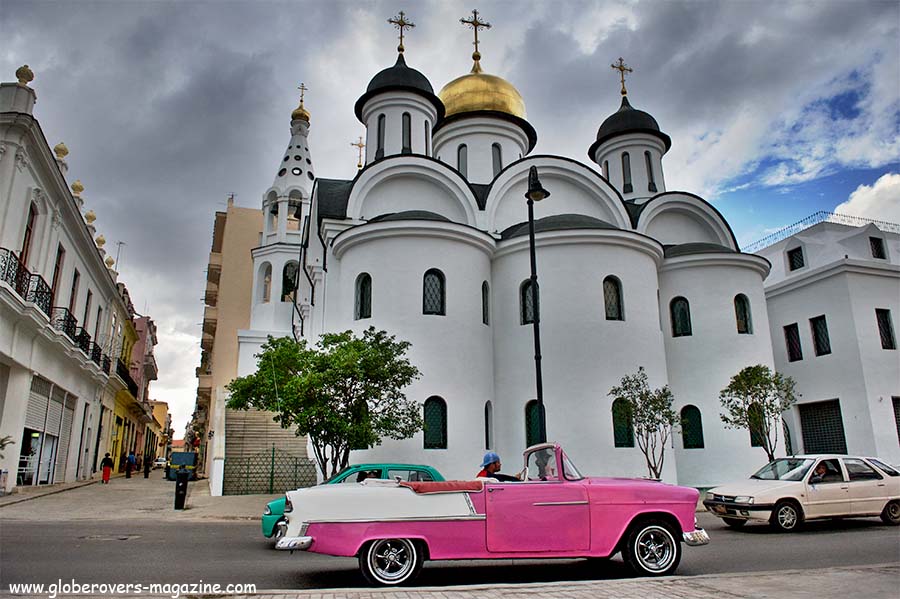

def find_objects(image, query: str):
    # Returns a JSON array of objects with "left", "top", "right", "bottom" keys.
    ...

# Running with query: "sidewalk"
[{"left": 3, "top": 564, "right": 898, "bottom": 598}]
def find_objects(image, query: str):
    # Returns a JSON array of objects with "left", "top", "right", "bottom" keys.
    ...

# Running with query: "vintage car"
[
  {"left": 276, "top": 443, "right": 708, "bottom": 585},
  {"left": 262, "top": 463, "right": 444, "bottom": 543},
  {"left": 703, "top": 455, "right": 900, "bottom": 532}
]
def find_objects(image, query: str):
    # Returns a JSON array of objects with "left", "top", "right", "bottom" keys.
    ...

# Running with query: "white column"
[{"left": 0, "top": 366, "right": 33, "bottom": 493}]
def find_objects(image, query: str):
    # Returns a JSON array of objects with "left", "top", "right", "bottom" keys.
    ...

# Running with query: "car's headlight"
[
  {"left": 706, "top": 492, "right": 716, "bottom": 501},
  {"left": 263, "top": 505, "right": 272, "bottom": 515},
  {"left": 734, "top": 496, "right": 754, "bottom": 504}
]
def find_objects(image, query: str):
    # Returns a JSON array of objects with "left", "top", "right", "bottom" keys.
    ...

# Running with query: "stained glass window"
[
  {"left": 604, "top": 276, "right": 623, "bottom": 321},
  {"left": 423, "top": 269, "right": 445, "bottom": 315}
]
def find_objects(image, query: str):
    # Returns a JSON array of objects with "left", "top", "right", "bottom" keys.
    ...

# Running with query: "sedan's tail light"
[{"left": 284, "top": 496, "right": 293, "bottom": 513}]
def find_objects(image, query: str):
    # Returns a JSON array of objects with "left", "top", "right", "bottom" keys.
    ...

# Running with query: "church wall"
[
  {"left": 432, "top": 118, "right": 529, "bottom": 184},
  {"left": 361, "top": 93, "right": 438, "bottom": 162},
  {"left": 594, "top": 134, "right": 667, "bottom": 201},
  {"left": 329, "top": 227, "right": 494, "bottom": 480},
  {"left": 660, "top": 258, "right": 775, "bottom": 487},
  {"left": 643, "top": 210, "right": 723, "bottom": 247},
  {"left": 491, "top": 233, "right": 674, "bottom": 480},
  {"left": 356, "top": 175, "right": 469, "bottom": 223}
]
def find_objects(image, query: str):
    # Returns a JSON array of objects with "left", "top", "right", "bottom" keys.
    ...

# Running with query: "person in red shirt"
[{"left": 476, "top": 452, "right": 520, "bottom": 481}]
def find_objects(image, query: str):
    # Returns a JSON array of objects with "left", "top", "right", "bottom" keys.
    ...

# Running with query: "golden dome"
[
  {"left": 291, "top": 103, "right": 310, "bottom": 122},
  {"left": 16, "top": 65, "right": 34, "bottom": 86},
  {"left": 71, "top": 180, "right": 84, "bottom": 196},
  {"left": 438, "top": 62, "right": 527, "bottom": 120},
  {"left": 84, "top": 210, "right": 96, "bottom": 224},
  {"left": 54, "top": 142, "right": 69, "bottom": 159}
]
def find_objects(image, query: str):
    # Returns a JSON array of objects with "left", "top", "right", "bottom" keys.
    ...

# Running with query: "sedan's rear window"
[
  {"left": 752, "top": 458, "right": 813, "bottom": 481},
  {"left": 867, "top": 458, "right": 899, "bottom": 477}
]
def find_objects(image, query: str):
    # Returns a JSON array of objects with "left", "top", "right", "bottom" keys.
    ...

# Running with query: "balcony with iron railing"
[
  {"left": 89, "top": 342, "right": 103, "bottom": 366},
  {"left": 74, "top": 327, "right": 92, "bottom": 355},
  {"left": 0, "top": 247, "right": 52, "bottom": 318},
  {"left": 50, "top": 307, "right": 78, "bottom": 341},
  {"left": 102, "top": 354, "right": 112, "bottom": 374},
  {"left": 25, "top": 273, "right": 52, "bottom": 317},
  {"left": 117, "top": 358, "right": 140, "bottom": 398}
]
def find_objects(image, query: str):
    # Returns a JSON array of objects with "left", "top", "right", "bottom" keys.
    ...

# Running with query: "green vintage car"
[{"left": 262, "top": 463, "right": 444, "bottom": 542}]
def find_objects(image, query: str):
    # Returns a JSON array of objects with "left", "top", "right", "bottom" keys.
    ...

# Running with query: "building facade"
[{"left": 0, "top": 66, "right": 158, "bottom": 492}]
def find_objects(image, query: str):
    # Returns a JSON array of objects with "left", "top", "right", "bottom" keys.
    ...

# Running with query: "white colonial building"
[{"left": 215, "top": 27, "right": 800, "bottom": 491}]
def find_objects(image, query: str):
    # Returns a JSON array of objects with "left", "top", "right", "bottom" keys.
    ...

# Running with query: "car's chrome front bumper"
[
  {"left": 275, "top": 536, "right": 313, "bottom": 551},
  {"left": 683, "top": 528, "right": 710, "bottom": 546}
]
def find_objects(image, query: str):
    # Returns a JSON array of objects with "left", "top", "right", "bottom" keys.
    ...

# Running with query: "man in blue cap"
[{"left": 476, "top": 452, "right": 520, "bottom": 481}]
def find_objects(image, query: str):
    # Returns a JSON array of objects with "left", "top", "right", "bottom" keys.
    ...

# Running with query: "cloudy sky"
[{"left": 2, "top": 0, "right": 898, "bottom": 434}]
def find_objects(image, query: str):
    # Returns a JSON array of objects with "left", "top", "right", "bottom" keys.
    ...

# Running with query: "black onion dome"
[
  {"left": 589, "top": 96, "right": 671, "bottom": 158},
  {"left": 501, "top": 214, "right": 618, "bottom": 240},
  {"left": 354, "top": 54, "right": 445, "bottom": 122}
]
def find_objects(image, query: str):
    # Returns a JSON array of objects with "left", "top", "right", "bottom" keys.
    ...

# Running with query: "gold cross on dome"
[
  {"left": 461, "top": 9, "right": 491, "bottom": 61},
  {"left": 351, "top": 136, "right": 366, "bottom": 170},
  {"left": 388, "top": 11, "right": 415, "bottom": 53},
  {"left": 297, "top": 82, "right": 308, "bottom": 105},
  {"left": 611, "top": 58, "right": 633, "bottom": 96}
]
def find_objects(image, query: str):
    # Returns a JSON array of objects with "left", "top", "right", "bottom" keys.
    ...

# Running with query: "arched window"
[
  {"left": 681, "top": 405, "right": 704, "bottom": 449},
  {"left": 424, "top": 121, "right": 430, "bottom": 155},
  {"left": 457, "top": 144, "right": 467, "bottom": 178},
  {"left": 423, "top": 269, "right": 445, "bottom": 315},
  {"left": 259, "top": 263, "right": 272, "bottom": 303},
  {"left": 20, "top": 202, "right": 37, "bottom": 266},
  {"left": 401, "top": 112, "right": 412, "bottom": 154},
  {"left": 484, "top": 401, "right": 493, "bottom": 449},
  {"left": 481, "top": 281, "right": 490, "bottom": 325},
  {"left": 612, "top": 399, "right": 634, "bottom": 447},
  {"left": 525, "top": 400, "right": 542, "bottom": 447},
  {"left": 622, "top": 152, "right": 633, "bottom": 193},
  {"left": 492, "top": 143, "right": 502, "bottom": 177},
  {"left": 423, "top": 396, "right": 447, "bottom": 449},
  {"left": 376, "top": 114, "right": 386, "bottom": 159},
  {"left": 281, "top": 262, "right": 298, "bottom": 302},
  {"left": 603, "top": 160, "right": 609, "bottom": 179},
  {"left": 355, "top": 273, "right": 372, "bottom": 320},
  {"left": 645, "top": 151, "right": 657, "bottom": 192},
  {"left": 603, "top": 276, "right": 624, "bottom": 321},
  {"left": 520, "top": 279, "right": 538, "bottom": 325},
  {"left": 734, "top": 294, "right": 752, "bottom": 334},
  {"left": 670, "top": 296, "right": 692, "bottom": 337},
  {"left": 748, "top": 402, "right": 765, "bottom": 447}
]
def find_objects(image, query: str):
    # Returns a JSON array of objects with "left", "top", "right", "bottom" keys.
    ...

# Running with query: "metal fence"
[{"left": 222, "top": 445, "right": 317, "bottom": 495}]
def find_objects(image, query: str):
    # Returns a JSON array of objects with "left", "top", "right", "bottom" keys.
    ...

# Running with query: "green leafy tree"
[
  {"left": 609, "top": 367, "right": 677, "bottom": 479},
  {"left": 719, "top": 364, "right": 798, "bottom": 462},
  {"left": 227, "top": 327, "right": 423, "bottom": 478}
]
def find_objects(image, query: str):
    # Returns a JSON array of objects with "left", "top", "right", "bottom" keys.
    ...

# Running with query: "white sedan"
[{"left": 703, "top": 455, "right": 900, "bottom": 532}]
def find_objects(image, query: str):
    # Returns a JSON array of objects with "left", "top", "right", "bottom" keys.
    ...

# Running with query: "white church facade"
[{"left": 211, "top": 15, "right": 899, "bottom": 493}]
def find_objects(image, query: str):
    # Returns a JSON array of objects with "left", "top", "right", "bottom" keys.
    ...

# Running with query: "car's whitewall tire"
[
  {"left": 622, "top": 520, "right": 682, "bottom": 576},
  {"left": 359, "top": 538, "right": 424, "bottom": 586}
]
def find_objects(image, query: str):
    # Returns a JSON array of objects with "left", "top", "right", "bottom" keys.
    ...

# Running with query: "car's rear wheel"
[
  {"left": 722, "top": 517, "right": 747, "bottom": 529},
  {"left": 622, "top": 519, "right": 682, "bottom": 576},
  {"left": 880, "top": 500, "right": 900, "bottom": 525},
  {"left": 770, "top": 500, "right": 804, "bottom": 532},
  {"left": 359, "top": 538, "right": 423, "bottom": 586}
]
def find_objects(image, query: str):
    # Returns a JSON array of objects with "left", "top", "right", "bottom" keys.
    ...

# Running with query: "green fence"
[{"left": 222, "top": 445, "right": 317, "bottom": 495}]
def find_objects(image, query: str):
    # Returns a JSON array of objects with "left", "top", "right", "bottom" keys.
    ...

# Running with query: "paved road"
[{"left": 2, "top": 514, "right": 899, "bottom": 590}]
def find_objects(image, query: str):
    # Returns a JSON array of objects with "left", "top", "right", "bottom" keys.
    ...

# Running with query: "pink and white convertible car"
[{"left": 276, "top": 443, "right": 708, "bottom": 585}]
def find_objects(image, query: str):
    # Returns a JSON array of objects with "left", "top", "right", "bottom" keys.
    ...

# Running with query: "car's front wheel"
[
  {"left": 359, "top": 538, "right": 423, "bottom": 586},
  {"left": 880, "top": 500, "right": 900, "bottom": 525},
  {"left": 622, "top": 520, "right": 682, "bottom": 576},
  {"left": 722, "top": 517, "right": 747, "bottom": 529},
  {"left": 770, "top": 500, "right": 804, "bottom": 532}
]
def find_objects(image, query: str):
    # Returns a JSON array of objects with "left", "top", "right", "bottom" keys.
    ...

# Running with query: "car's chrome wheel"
[
  {"left": 359, "top": 538, "right": 423, "bottom": 586},
  {"left": 623, "top": 521, "right": 681, "bottom": 576},
  {"left": 881, "top": 500, "right": 900, "bottom": 525},
  {"left": 770, "top": 501, "right": 803, "bottom": 532}
]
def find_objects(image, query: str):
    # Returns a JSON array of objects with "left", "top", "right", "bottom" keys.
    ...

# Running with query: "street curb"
[{"left": 0, "top": 479, "right": 98, "bottom": 508}]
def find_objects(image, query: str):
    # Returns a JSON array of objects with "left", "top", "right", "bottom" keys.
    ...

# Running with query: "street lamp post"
[{"left": 525, "top": 166, "right": 550, "bottom": 444}]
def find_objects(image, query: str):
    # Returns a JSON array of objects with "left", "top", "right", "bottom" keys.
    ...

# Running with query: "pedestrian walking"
[
  {"left": 100, "top": 453, "right": 114, "bottom": 484},
  {"left": 125, "top": 451, "right": 136, "bottom": 478},
  {"left": 143, "top": 454, "right": 152, "bottom": 478}
]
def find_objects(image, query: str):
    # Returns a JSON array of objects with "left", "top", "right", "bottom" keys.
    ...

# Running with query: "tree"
[
  {"left": 227, "top": 327, "right": 423, "bottom": 478},
  {"left": 719, "top": 364, "right": 798, "bottom": 462},
  {"left": 609, "top": 367, "right": 677, "bottom": 479}
]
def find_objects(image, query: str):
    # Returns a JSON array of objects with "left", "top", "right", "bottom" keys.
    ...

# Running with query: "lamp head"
[{"left": 526, "top": 166, "right": 550, "bottom": 202}]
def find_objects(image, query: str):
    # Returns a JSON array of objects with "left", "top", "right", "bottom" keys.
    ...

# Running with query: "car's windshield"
[
  {"left": 562, "top": 451, "right": 583, "bottom": 480},
  {"left": 324, "top": 467, "right": 354, "bottom": 484},
  {"left": 751, "top": 458, "right": 813, "bottom": 481}
]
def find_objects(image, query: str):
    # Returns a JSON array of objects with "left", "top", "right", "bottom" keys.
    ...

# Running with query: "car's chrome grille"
[{"left": 710, "top": 494, "right": 736, "bottom": 502}]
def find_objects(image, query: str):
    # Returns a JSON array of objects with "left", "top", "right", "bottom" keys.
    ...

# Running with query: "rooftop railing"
[{"left": 743, "top": 211, "right": 900, "bottom": 253}]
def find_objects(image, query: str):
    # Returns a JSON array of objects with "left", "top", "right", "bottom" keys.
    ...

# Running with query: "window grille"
[
  {"left": 787, "top": 247, "right": 805, "bottom": 271},
  {"left": 604, "top": 276, "right": 624, "bottom": 321},
  {"left": 734, "top": 294, "right": 752, "bottom": 334},
  {"left": 799, "top": 399, "right": 848, "bottom": 454},
  {"left": 354, "top": 273, "right": 372, "bottom": 320},
  {"left": 876, "top": 309, "right": 896, "bottom": 349},
  {"left": 784, "top": 323, "right": 803, "bottom": 361},
  {"left": 681, "top": 405, "right": 704, "bottom": 449},
  {"left": 423, "top": 397, "right": 447, "bottom": 449},
  {"left": 810, "top": 315, "right": 831, "bottom": 356},
  {"left": 423, "top": 269, "right": 445, "bottom": 315},
  {"left": 870, "top": 236, "right": 886, "bottom": 259},
  {"left": 520, "top": 280, "right": 538, "bottom": 325},
  {"left": 612, "top": 399, "right": 634, "bottom": 447},
  {"left": 670, "top": 297, "right": 692, "bottom": 337}
]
